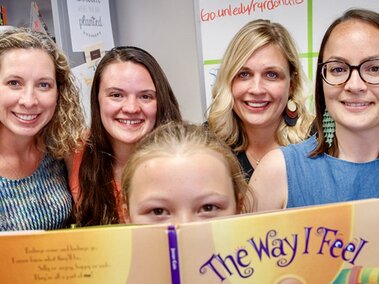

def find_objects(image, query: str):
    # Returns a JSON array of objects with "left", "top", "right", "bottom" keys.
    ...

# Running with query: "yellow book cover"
[
  {"left": 177, "top": 198, "right": 379, "bottom": 284},
  {"left": 0, "top": 224, "right": 172, "bottom": 283},
  {"left": 0, "top": 199, "right": 378, "bottom": 283}
]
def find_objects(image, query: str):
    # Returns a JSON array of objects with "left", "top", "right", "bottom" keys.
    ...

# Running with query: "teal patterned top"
[{"left": 0, "top": 154, "right": 73, "bottom": 231}]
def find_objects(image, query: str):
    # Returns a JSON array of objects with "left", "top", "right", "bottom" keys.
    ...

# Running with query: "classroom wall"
[
  {"left": 112, "top": 0, "right": 205, "bottom": 123},
  {"left": 112, "top": 1, "right": 378, "bottom": 124},
  {"left": 195, "top": 0, "right": 379, "bottom": 109}
]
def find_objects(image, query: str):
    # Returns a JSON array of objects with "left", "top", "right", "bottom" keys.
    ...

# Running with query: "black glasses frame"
[{"left": 319, "top": 58, "right": 379, "bottom": 86}]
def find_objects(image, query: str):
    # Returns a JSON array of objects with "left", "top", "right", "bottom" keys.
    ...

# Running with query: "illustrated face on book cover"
[{"left": 127, "top": 149, "right": 237, "bottom": 224}]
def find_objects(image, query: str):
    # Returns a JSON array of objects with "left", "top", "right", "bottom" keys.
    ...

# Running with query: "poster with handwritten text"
[
  {"left": 67, "top": 0, "right": 114, "bottom": 52},
  {"left": 194, "top": 0, "right": 379, "bottom": 107}
]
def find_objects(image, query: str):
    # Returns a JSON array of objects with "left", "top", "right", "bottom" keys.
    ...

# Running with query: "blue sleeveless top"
[
  {"left": 0, "top": 154, "right": 73, "bottom": 231},
  {"left": 282, "top": 135, "right": 379, "bottom": 208}
]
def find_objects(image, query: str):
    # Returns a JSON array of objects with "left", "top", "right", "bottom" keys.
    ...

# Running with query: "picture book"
[{"left": 0, "top": 198, "right": 378, "bottom": 283}]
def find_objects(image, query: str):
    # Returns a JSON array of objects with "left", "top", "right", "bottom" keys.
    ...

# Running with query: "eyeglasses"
[{"left": 319, "top": 58, "right": 379, "bottom": 86}]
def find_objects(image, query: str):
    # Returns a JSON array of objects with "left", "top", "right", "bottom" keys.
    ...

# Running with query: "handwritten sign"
[
  {"left": 194, "top": 0, "right": 379, "bottom": 107},
  {"left": 67, "top": 0, "right": 114, "bottom": 52}
]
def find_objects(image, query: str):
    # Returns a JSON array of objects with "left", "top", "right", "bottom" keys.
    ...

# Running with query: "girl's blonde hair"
[{"left": 121, "top": 122, "right": 255, "bottom": 214}]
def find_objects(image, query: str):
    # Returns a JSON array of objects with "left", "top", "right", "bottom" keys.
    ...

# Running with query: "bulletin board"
[{"left": 194, "top": 0, "right": 379, "bottom": 108}]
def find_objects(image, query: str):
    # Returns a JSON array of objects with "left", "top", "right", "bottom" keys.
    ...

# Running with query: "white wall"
[{"left": 113, "top": 0, "right": 205, "bottom": 123}]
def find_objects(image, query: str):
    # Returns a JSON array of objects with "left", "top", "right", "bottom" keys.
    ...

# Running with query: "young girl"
[{"left": 121, "top": 122, "right": 255, "bottom": 224}]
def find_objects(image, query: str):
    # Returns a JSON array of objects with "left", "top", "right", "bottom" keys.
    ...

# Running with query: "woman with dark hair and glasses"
[
  {"left": 250, "top": 8, "right": 379, "bottom": 211},
  {"left": 67, "top": 46, "right": 182, "bottom": 226}
]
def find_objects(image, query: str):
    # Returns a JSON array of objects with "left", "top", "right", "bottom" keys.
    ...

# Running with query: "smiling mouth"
[
  {"left": 246, "top": 101, "right": 269, "bottom": 108},
  {"left": 343, "top": 102, "right": 371, "bottom": 107},
  {"left": 14, "top": 113, "right": 38, "bottom": 121},
  {"left": 117, "top": 119, "right": 143, "bottom": 125}
]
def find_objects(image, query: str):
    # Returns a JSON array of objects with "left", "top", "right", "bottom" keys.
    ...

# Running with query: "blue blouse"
[{"left": 282, "top": 135, "right": 379, "bottom": 208}]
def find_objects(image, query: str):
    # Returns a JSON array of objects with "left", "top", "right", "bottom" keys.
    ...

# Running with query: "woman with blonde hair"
[
  {"left": 207, "top": 19, "right": 314, "bottom": 180},
  {"left": 0, "top": 28, "right": 86, "bottom": 230}
]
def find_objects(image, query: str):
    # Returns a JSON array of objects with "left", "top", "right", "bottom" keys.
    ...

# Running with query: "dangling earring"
[
  {"left": 322, "top": 109, "right": 335, "bottom": 148},
  {"left": 283, "top": 99, "right": 298, "bottom": 126}
]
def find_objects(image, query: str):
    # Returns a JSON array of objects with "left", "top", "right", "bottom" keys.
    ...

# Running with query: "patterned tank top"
[{"left": 0, "top": 154, "right": 73, "bottom": 231}]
